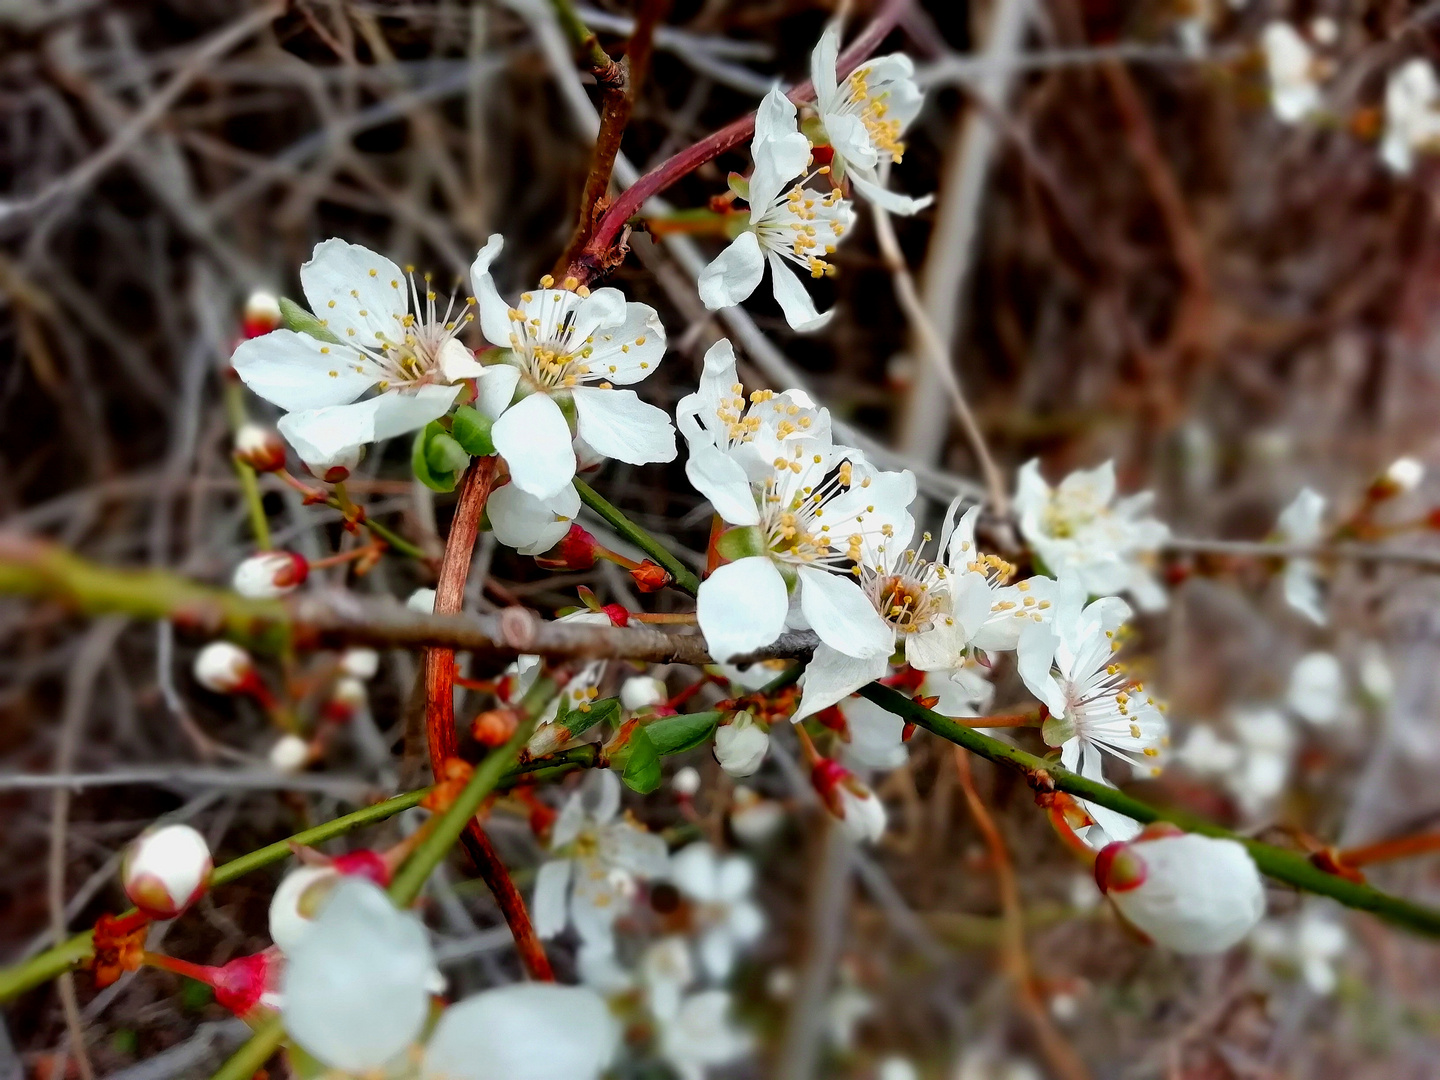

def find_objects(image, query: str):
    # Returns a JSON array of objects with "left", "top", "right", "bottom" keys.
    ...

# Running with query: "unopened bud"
[
  {"left": 269, "top": 733, "right": 311, "bottom": 773},
  {"left": 304, "top": 445, "right": 363, "bottom": 483},
  {"left": 234, "top": 424, "right": 287, "bottom": 472},
  {"left": 672, "top": 766, "right": 702, "bottom": 797},
  {"left": 811, "top": 758, "right": 886, "bottom": 843},
  {"left": 1379, "top": 456, "right": 1425, "bottom": 497},
  {"left": 121, "top": 824, "right": 213, "bottom": 920},
  {"left": 242, "top": 290, "right": 282, "bottom": 338},
  {"left": 193, "top": 641, "right": 255, "bottom": 694},
  {"left": 630, "top": 560, "right": 671, "bottom": 593},
  {"left": 534, "top": 523, "right": 601, "bottom": 571},
  {"left": 621, "top": 676, "right": 667, "bottom": 712},
  {"left": 210, "top": 949, "right": 283, "bottom": 1019},
  {"left": 729, "top": 786, "right": 785, "bottom": 845},
  {"left": 232, "top": 551, "right": 309, "bottom": 598},
  {"left": 472, "top": 706, "right": 520, "bottom": 747},
  {"left": 339, "top": 647, "right": 379, "bottom": 680},
  {"left": 600, "top": 603, "right": 630, "bottom": 627},
  {"left": 323, "top": 676, "right": 367, "bottom": 722},
  {"left": 1096, "top": 833, "right": 1265, "bottom": 954},
  {"left": 714, "top": 712, "right": 769, "bottom": 777}
]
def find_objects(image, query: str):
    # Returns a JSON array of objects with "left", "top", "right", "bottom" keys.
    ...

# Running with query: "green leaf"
[
  {"left": 450, "top": 405, "right": 496, "bottom": 457},
  {"left": 278, "top": 297, "right": 341, "bottom": 344},
  {"left": 411, "top": 422, "right": 467, "bottom": 492},
  {"left": 644, "top": 710, "right": 721, "bottom": 757},
  {"left": 619, "top": 727, "right": 663, "bottom": 794},
  {"left": 564, "top": 696, "right": 619, "bottom": 740}
]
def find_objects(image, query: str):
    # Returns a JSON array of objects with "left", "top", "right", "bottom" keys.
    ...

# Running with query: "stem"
[
  {"left": 207, "top": 1017, "right": 284, "bottom": 1080},
  {"left": 859, "top": 683, "right": 1440, "bottom": 937},
  {"left": 573, "top": 478, "right": 701, "bottom": 595},
  {"left": 422, "top": 459, "right": 553, "bottom": 979},
  {"left": 547, "top": 0, "right": 618, "bottom": 75},
  {"left": 224, "top": 384, "right": 272, "bottom": 550},
  {"left": 566, "top": 0, "right": 910, "bottom": 283},
  {"left": 1338, "top": 832, "right": 1440, "bottom": 868}
]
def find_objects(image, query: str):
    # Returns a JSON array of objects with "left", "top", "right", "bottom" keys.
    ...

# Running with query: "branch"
[
  {"left": 565, "top": 0, "right": 911, "bottom": 283},
  {"left": 861, "top": 684, "right": 1440, "bottom": 937}
]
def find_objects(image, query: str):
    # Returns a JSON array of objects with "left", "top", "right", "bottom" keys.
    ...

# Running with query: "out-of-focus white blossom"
[
  {"left": 232, "top": 551, "right": 308, "bottom": 598},
  {"left": 121, "top": 824, "right": 212, "bottom": 920},
  {"left": 813, "top": 760, "right": 887, "bottom": 843},
  {"left": 1251, "top": 908, "right": 1348, "bottom": 995},
  {"left": 672, "top": 766, "right": 702, "bottom": 797},
  {"left": 1382, "top": 60, "right": 1440, "bottom": 174},
  {"left": 407, "top": 587, "right": 437, "bottom": 613},
  {"left": 193, "top": 641, "right": 255, "bottom": 694},
  {"left": 837, "top": 695, "right": 909, "bottom": 771},
  {"left": 1383, "top": 454, "right": 1426, "bottom": 491},
  {"left": 729, "top": 786, "right": 785, "bottom": 845},
  {"left": 268, "top": 733, "right": 310, "bottom": 773},
  {"left": 1014, "top": 459, "right": 1169, "bottom": 611},
  {"left": 233, "top": 423, "right": 286, "bottom": 473},
  {"left": 621, "top": 675, "right": 668, "bottom": 712},
  {"left": 1275, "top": 487, "right": 1327, "bottom": 625},
  {"left": 714, "top": 712, "right": 770, "bottom": 777},
  {"left": 1287, "top": 651, "right": 1345, "bottom": 726},
  {"left": 669, "top": 842, "right": 766, "bottom": 980},
  {"left": 339, "top": 647, "right": 379, "bottom": 680},
  {"left": 1359, "top": 643, "right": 1395, "bottom": 703},
  {"left": 656, "top": 989, "right": 753, "bottom": 1080},
  {"left": 469, "top": 234, "right": 674, "bottom": 501},
  {"left": 1262, "top": 22, "right": 1324, "bottom": 124},
  {"left": 532, "top": 770, "right": 669, "bottom": 948}
]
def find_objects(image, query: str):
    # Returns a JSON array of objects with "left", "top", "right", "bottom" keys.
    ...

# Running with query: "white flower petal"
[
  {"left": 766, "top": 250, "right": 832, "bottom": 332},
  {"left": 849, "top": 173, "right": 935, "bottom": 216},
  {"left": 421, "top": 984, "right": 619, "bottom": 1080},
  {"left": 231, "top": 330, "right": 379, "bottom": 412},
  {"left": 797, "top": 565, "right": 892, "bottom": 658},
  {"left": 488, "top": 481, "right": 580, "bottom": 556},
  {"left": 492, "top": 391, "right": 576, "bottom": 499},
  {"left": 810, "top": 23, "right": 842, "bottom": 110},
  {"left": 582, "top": 303, "right": 667, "bottom": 384},
  {"left": 571, "top": 387, "right": 677, "bottom": 466},
  {"left": 299, "top": 239, "right": 409, "bottom": 351},
  {"left": 277, "top": 385, "right": 459, "bottom": 463},
  {"left": 697, "top": 557, "right": 790, "bottom": 661},
  {"left": 475, "top": 362, "right": 521, "bottom": 420},
  {"left": 699, "top": 232, "right": 766, "bottom": 310},
  {"left": 794, "top": 643, "right": 889, "bottom": 722},
  {"left": 532, "top": 858, "right": 573, "bottom": 939},
  {"left": 469, "top": 234, "right": 513, "bottom": 347},
  {"left": 841, "top": 695, "right": 910, "bottom": 771},
  {"left": 438, "top": 338, "right": 486, "bottom": 382},
  {"left": 684, "top": 442, "right": 762, "bottom": 526}
]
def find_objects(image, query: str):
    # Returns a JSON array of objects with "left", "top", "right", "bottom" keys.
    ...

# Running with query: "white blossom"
[
  {"left": 1382, "top": 59, "right": 1440, "bottom": 174},
  {"left": 406, "top": 587, "right": 437, "bottom": 613},
  {"left": 1286, "top": 651, "right": 1345, "bottom": 726},
  {"left": 532, "top": 770, "right": 669, "bottom": 948},
  {"left": 121, "top": 824, "right": 212, "bottom": 920},
  {"left": 1262, "top": 21, "right": 1323, "bottom": 124},
  {"left": 698, "top": 89, "right": 855, "bottom": 332},
  {"left": 729, "top": 786, "right": 786, "bottom": 845},
  {"left": 1177, "top": 708, "right": 1295, "bottom": 818},
  {"left": 1098, "top": 832, "right": 1266, "bottom": 954},
  {"left": 809, "top": 23, "right": 932, "bottom": 214},
  {"left": 339, "top": 647, "right": 380, "bottom": 680},
  {"left": 1251, "top": 908, "right": 1348, "bottom": 995},
  {"left": 837, "top": 695, "right": 909, "bottom": 771},
  {"left": 621, "top": 675, "right": 668, "bottom": 712},
  {"left": 269, "top": 865, "right": 338, "bottom": 952},
  {"left": 714, "top": 712, "right": 770, "bottom": 777},
  {"left": 671, "top": 766, "right": 702, "bottom": 797},
  {"left": 655, "top": 989, "right": 753, "bottom": 1080},
  {"left": 268, "top": 733, "right": 310, "bottom": 774},
  {"left": 669, "top": 842, "right": 766, "bottom": 980},
  {"left": 1014, "top": 459, "right": 1169, "bottom": 611},
  {"left": 678, "top": 339, "right": 915, "bottom": 662},
  {"left": 231, "top": 239, "right": 487, "bottom": 465},
  {"left": 420, "top": 984, "right": 619, "bottom": 1080},
  {"left": 1383, "top": 455, "right": 1426, "bottom": 491},
  {"left": 1275, "top": 487, "right": 1326, "bottom": 625},
  {"left": 487, "top": 480, "right": 584, "bottom": 555},
  {"left": 468, "top": 234, "right": 675, "bottom": 500},
  {"left": 193, "top": 641, "right": 254, "bottom": 694}
]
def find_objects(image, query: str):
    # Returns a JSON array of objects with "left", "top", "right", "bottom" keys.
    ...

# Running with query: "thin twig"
[{"left": 1164, "top": 535, "right": 1440, "bottom": 570}]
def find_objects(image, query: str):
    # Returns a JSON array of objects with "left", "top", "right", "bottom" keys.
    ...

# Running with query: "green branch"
[
  {"left": 573, "top": 478, "right": 701, "bottom": 595},
  {"left": 209, "top": 1017, "right": 284, "bottom": 1080},
  {"left": 860, "top": 683, "right": 1440, "bottom": 938}
]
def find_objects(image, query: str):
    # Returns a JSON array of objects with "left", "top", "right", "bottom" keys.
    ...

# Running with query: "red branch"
[
  {"left": 424, "top": 459, "right": 555, "bottom": 981},
  {"left": 565, "top": 0, "right": 913, "bottom": 284}
]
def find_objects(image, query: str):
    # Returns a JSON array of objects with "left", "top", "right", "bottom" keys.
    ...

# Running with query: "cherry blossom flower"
[
  {"left": 1178, "top": 708, "right": 1295, "bottom": 818},
  {"left": 1382, "top": 59, "right": 1440, "bottom": 173},
  {"left": 713, "top": 712, "right": 771, "bottom": 777},
  {"left": 809, "top": 24, "right": 932, "bottom": 214},
  {"left": 268, "top": 734, "right": 310, "bottom": 774},
  {"left": 1019, "top": 581, "right": 1164, "bottom": 841},
  {"left": 533, "top": 770, "right": 670, "bottom": 948},
  {"left": 231, "top": 239, "right": 487, "bottom": 467},
  {"left": 729, "top": 786, "right": 786, "bottom": 845},
  {"left": 678, "top": 339, "right": 915, "bottom": 661},
  {"left": 1096, "top": 831, "right": 1266, "bottom": 953},
  {"left": 698, "top": 89, "right": 855, "bottom": 332},
  {"left": 1014, "top": 459, "right": 1169, "bottom": 612},
  {"left": 121, "top": 824, "right": 212, "bottom": 920},
  {"left": 468, "top": 234, "right": 674, "bottom": 500},
  {"left": 231, "top": 551, "right": 308, "bottom": 598},
  {"left": 812, "top": 758, "right": 887, "bottom": 842},
  {"left": 339, "top": 647, "right": 379, "bottom": 680},
  {"left": 836, "top": 695, "right": 909, "bottom": 771},
  {"left": 669, "top": 842, "right": 766, "bottom": 980},
  {"left": 621, "top": 675, "right": 668, "bottom": 712},
  {"left": 1275, "top": 487, "right": 1326, "bottom": 625},
  {"left": 1251, "top": 908, "right": 1348, "bottom": 995},
  {"left": 1262, "top": 21, "right": 1324, "bottom": 123},
  {"left": 655, "top": 989, "right": 753, "bottom": 1080}
]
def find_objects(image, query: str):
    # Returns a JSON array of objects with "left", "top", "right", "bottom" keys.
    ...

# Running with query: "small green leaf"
[
  {"left": 411, "top": 422, "right": 465, "bottom": 492},
  {"left": 562, "top": 696, "right": 619, "bottom": 741},
  {"left": 645, "top": 710, "right": 721, "bottom": 757},
  {"left": 619, "top": 727, "right": 663, "bottom": 794},
  {"left": 278, "top": 297, "right": 341, "bottom": 343},
  {"left": 451, "top": 405, "right": 496, "bottom": 457},
  {"left": 727, "top": 172, "right": 750, "bottom": 200}
]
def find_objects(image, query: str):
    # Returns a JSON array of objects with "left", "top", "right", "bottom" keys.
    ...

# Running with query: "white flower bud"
[
  {"left": 671, "top": 766, "right": 701, "bottom": 797},
  {"left": 329, "top": 676, "right": 367, "bottom": 714},
  {"left": 269, "top": 734, "right": 311, "bottom": 773},
  {"left": 121, "top": 824, "right": 213, "bottom": 919},
  {"left": 713, "top": 713, "right": 769, "bottom": 777},
  {"left": 1384, "top": 456, "right": 1425, "bottom": 492},
  {"left": 242, "top": 290, "right": 282, "bottom": 337},
  {"left": 620, "top": 675, "right": 667, "bottom": 712},
  {"left": 834, "top": 783, "right": 887, "bottom": 844},
  {"left": 304, "top": 445, "right": 363, "bottom": 484},
  {"left": 1097, "top": 832, "right": 1265, "bottom": 954},
  {"left": 193, "top": 641, "right": 255, "bottom": 694},
  {"left": 232, "top": 551, "right": 309, "bottom": 598},
  {"left": 407, "top": 587, "right": 437, "bottom": 613},
  {"left": 234, "top": 424, "right": 286, "bottom": 472},
  {"left": 339, "top": 648, "right": 379, "bottom": 680}
]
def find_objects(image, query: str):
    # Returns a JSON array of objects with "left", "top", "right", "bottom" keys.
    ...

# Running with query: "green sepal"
[
  {"left": 726, "top": 172, "right": 750, "bottom": 200},
  {"left": 715, "top": 525, "right": 765, "bottom": 562},
  {"left": 411, "top": 421, "right": 468, "bottom": 492},
  {"left": 562, "top": 696, "right": 620, "bottom": 741},
  {"left": 426, "top": 432, "right": 470, "bottom": 477},
  {"left": 644, "top": 711, "right": 721, "bottom": 757},
  {"left": 451, "top": 405, "right": 496, "bottom": 457},
  {"left": 617, "top": 727, "right": 663, "bottom": 794},
  {"left": 278, "top": 297, "right": 341, "bottom": 344}
]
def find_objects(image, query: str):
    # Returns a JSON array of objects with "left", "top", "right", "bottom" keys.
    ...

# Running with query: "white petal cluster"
[
  {"left": 1015, "top": 459, "right": 1170, "bottom": 612},
  {"left": 1177, "top": 706, "right": 1296, "bottom": 818},
  {"left": 669, "top": 842, "right": 766, "bottom": 981},
  {"left": 231, "top": 239, "right": 487, "bottom": 467},
  {"left": 678, "top": 338, "right": 915, "bottom": 663},
  {"left": 532, "top": 770, "right": 670, "bottom": 948},
  {"left": 1383, "top": 60, "right": 1440, "bottom": 174},
  {"left": 1262, "top": 21, "right": 1324, "bottom": 124}
]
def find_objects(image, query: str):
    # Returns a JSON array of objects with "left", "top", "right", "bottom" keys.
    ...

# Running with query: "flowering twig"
[
  {"left": 564, "top": 0, "right": 912, "bottom": 283},
  {"left": 573, "top": 478, "right": 701, "bottom": 594}
]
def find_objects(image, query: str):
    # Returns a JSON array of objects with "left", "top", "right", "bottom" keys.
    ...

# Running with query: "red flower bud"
[
  {"left": 630, "top": 560, "right": 671, "bottom": 593},
  {"left": 472, "top": 706, "right": 520, "bottom": 747},
  {"left": 241, "top": 291, "right": 282, "bottom": 339},
  {"left": 1094, "top": 841, "right": 1149, "bottom": 894},
  {"left": 535, "top": 523, "right": 601, "bottom": 571},
  {"left": 600, "top": 603, "right": 630, "bottom": 627},
  {"left": 209, "top": 949, "right": 283, "bottom": 1018},
  {"left": 232, "top": 551, "right": 309, "bottom": 598},
  {"left": 330, "top": 849, "right": 391, "bottom": 887},
  {"left": 233, "top": 424, "right": 287, "bottom": 472}
]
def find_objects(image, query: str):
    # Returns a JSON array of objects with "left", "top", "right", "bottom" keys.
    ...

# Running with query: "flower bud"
[
  {"left": 472, "top": 706, "right": 520, "bottom": 747},
  {"left": 269, "top": 733, "right": 311, "bottom": 773},
  {"left": 1370, "top": 456, "right": 1426, "bottom": 500},
  {"left": 210, "top": 949, "right": 283, "bottom": 1018},
  {"left": 407, "top": 587, "right": 437, "bottom": 613},
  {"left": 121, "top": 824, "right": 213, "bottom": 920},
  {"left": 234, "top": 424, "right": 287, "bottom": 472},
  {"left": 1096, "top": 833, "right": 1265, "bottom": 954},
  {"left": 713, "top": 712, "right": 769, "bottom": 777},
  {"left": 534, "top": 523, "right": 601, "bottom": 571},
  {"left": 323, "top": 676, "right": 367, "bottom": 723},
  {"left": 242, "top": 290, "right": 282, "bottom": 339},
  {"left": 193, "top": 641, "right": 255, "bottom": 694},
  {"left": 339, "top": 647, "right": 379, "bottom": 680},
  {"left": 232, "top": 551, "right": 309, "bottom": 598},
  {"left": 621, "top": 676, "right": 667, "bottom": 712},
  {"left": 630, "top": 560, "right": 671, "bottom": 593},
  {"left": 304, "top": 445, "right": 363, "bottom": 484},
  {"left": 671, "top": 766, "right": 701, "bottom": 797},
  {"left": 811, "top": 758, "right": 886, "bottom": 843}
]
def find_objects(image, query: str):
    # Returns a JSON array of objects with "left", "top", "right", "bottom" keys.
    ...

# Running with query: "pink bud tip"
[
  {"left": 331, "top": 849, "right": 392, "bottom": 887},
  {"left": 600, "top": 604, "right": 630, "bottom": 627},
  {"left": 1095, "top": 841, "right": 1149, "bottom": 894}
]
